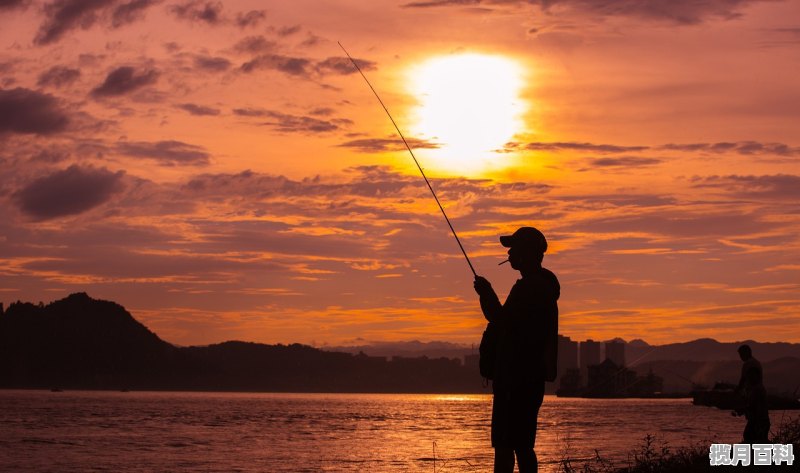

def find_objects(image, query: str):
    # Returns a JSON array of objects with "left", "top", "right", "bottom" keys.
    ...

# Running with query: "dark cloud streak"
[
  {"left": 193, "top": 55, "right": 231, "bottom": 72},
  {"left": 240, "top": 54, "right": 311, "bottom": 76},
  {"left": 524, "top": 141, "right": 649, "bottom": 153},
  {"left": 0, "top": 88, "right": 69, "bottom": 135},
  {"left": 34, "top": 0, "right": 159, "bottom": 45},
  {"left": 35, "top": 0, "right": 115, "bottom": 45},
  {"left": 90, "top": 66, "right": 159, "bottom": 97},
  {"left": 14, "top": 165, "right": 125, "bottom": 220},
  {"left": 661, "top": 141, "right": 800, "bottom": 156},
  {"left": 316, "top": 56, "right": 377, "bottom": 75},
  {"left": 37, "top": 65, "right": 81, "bottom": 88},
  {"left": 176, "top": 103, "right": 220, "bottom": 116},
  {"left": 338, "top": 137, "right": 440, "bottom": 153},
  {"left": 235, "top": 9, "right": 265, "bottom": 28},
  {"left": 233, "top": 108, "right": 351, "bottom": 133},
  {"left": 587, "top": 156, "right": 663, "bottom": 168},
  {"left": 111, "top": 0, "right": 158, "bottom": 27},
  {"left": 169, "top": 0, "right": 222, "bottom": 24},
  {"left": 233, "top": 35, "right": 275, "bottom": 54},
  {"left": 240, "top": 54, "right": 377, "bottom": 79},
  {"left": 116, "top": 140, "right": 210, "bottom": 166},
  {"left": 0, "top": 0, "right": 26, "bottom": 9},
  {"left": 690, "top": 174, "right": 800, "bottom": 200},
  {"left": 402, "top": 0, "right": 769, "bottom": 25}
]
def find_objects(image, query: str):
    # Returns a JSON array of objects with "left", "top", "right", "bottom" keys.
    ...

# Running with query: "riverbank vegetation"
[{"left": 560, "top": 416, "right": 799, "bottom": 472}]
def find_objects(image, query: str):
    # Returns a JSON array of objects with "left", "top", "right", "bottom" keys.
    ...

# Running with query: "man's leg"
[
  {"left": 515, "top": 447, "right": 538, "bottom": 473},
  {"left": 756, "top": 420, "right": 770, "bottom": 444},
  {"left": 742, "top": 420, "right": 755, "bottom": 443},
  {"left": 494, "top": 447, "right": 515, "bottom": 473}
]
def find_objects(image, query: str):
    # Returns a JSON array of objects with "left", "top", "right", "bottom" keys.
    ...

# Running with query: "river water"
[{"left": 1, "top": 390, "right": 784, "bottom": 472}]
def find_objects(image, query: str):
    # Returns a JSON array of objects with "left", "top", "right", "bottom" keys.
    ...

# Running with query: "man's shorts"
[{"left": 491, "top": 381, "right": 545, "bottom": 449}]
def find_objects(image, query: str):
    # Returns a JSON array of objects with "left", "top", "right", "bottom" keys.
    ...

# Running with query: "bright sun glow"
[{"left": 407, "top": 53, "right": 526, "bottom": 173}]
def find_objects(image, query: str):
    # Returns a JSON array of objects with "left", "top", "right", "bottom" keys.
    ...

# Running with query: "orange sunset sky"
[{"left": 1, "top": 0, "right": 799, "bottom": 346}]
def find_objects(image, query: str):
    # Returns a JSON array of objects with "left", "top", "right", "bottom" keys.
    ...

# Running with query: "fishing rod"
[{"left": 338, "top": 42, "right": 477, "bottom": 277}]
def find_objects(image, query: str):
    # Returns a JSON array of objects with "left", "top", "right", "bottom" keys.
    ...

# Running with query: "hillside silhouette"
[
  {"left": 2, "top": 293, "right": 799, "bottom": 394},
  {"left": 0, "top": 293, "right": 479, "bottom": 392}
]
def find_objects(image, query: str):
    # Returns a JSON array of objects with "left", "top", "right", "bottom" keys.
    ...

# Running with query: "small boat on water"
[{"left": 692, "top": 382, "right": 800, "bottom": 410}]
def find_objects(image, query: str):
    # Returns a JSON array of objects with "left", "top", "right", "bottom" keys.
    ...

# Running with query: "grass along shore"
[{"left": 559, "top": 416, "right": 799, "bottom": 472}]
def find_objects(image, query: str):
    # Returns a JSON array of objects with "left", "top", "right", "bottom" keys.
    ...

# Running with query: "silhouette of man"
[
  {"left": 733, "top": 344, "right": 770, "bottom": 443},
  {"left": 473, "top": 227, "right": 559, "bottom": 473}
]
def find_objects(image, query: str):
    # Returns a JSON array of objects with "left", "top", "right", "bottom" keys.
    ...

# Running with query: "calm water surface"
[{"left": 0, "top": 390, "right": 779, "bottom": 472}]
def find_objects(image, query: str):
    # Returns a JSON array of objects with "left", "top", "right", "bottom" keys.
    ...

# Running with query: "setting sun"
[{"left": 407, "top": 53, "right": 527, "bottom": 173}]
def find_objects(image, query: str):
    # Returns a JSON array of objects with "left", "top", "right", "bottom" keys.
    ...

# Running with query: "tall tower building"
[
  {"left": 557, "top": 335, "right": 579, "bottom": 381},
  {"left": 580, "top": 339, "right": 602, "bottom": 369},
  {"left": 579, "top": 339, "right": 602, "bottom": 386}
]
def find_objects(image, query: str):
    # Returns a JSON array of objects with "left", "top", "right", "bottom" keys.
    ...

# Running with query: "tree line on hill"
[
  {"left": 0, "top": 293, "right": 485, "bottom": 392},
  {"left": 2, "top": 293, "right": 798, "bottom": 394}
]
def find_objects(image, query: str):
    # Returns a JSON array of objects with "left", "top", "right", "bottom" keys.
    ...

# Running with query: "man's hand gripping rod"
[{"left": 338, "top": 42, "right": 477, "bottom": 277}]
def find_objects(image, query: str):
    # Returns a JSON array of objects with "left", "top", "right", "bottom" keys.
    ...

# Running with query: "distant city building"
[
  {"left": 605, "top": 340, "right": 625, "bottom": 367},
  {"left": 557, "top": 368, "right": 582, "bottom": 396},
  {"left": 587, "top": 359, "right": 636, "bottom": 397},
  {"left": 557, "top": 335, "right": 579, "bottom": 381},
  {"left": 580, "top": 339, "right": 602, "bottom": 385},
  {"left": 629, "top": 368, "right": 664, "bottom": 396},
  {"left": 580, "top": 339, "right": 602, "bottom": 368}
]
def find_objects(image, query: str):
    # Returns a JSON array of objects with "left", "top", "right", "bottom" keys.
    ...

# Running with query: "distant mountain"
[
  {"left": 2, "top": 293, "right": 798, "bottom": 394},
  {"left": 627, "top": 339, "right": 651, "bottom": 348},
  {"left": 0, "top": 293, "right": 200, "bottom": 390},
  {"left": 331, "top": 337, "right": 800, "bottom": 364},
  {"left": 0, "top": 294, "right": 484, "bottom": 393},
  {"left": 625, "top": 338, "right": 800, "bottom": 364},
  {"left": 325, "top": 339, "right": 474, "bottom": 360}
]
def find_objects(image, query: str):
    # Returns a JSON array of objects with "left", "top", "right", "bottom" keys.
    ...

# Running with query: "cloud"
[
  {"left": 661, "top": 141, "right": 800, "bottom": 156},
  {"left": 338, "top": 137, "right": 440, "bottom": 153},
  {"left": 4, "top": 162, "right": 796, "bottom": 345},
  {"left": 519, "top": 140, "right": 800, "bottom": 159},
  {"left": 403, "top": 0, "right": 480, "bottom": 8},
  {"left": 232, "top": 35, "right": 275, "bottom": 54},
  {"left": 0, "top": 0, "right": 27, "bottom": 10},
  {"left": 36, "top": 65, "right": 81, "bottom": 88},
  {"left": 111, "top": 0, "right": 158, "bottom": 27},
  {"left": 0, "top": 88, "right": 69, "bottom": 135},
  {"left": 35, "top": 0, "right": 114, "bottom": 45},
  {"left": 169, "top": 0, "right": 222, "bottom": 24},
  {"left": 316, "top": 56, "right": 377, "bottom": 75},
  {"left": 561, "top": 209, "right": 774, "bottom": 239},
  {"left": 14, "top": 165, "right": 125, "bottom": 219},
  {"left": 176, "top": 103, "right": 220, "bottom": 116},
  {"left": 277, "top": 24, "right": 300, "bottom": 36},
  {"left": 31, "top": 148, "right": 72, "bottom": 163},
  {"left": 34, "top": 0, "right": 159, "bottom": 45},
  {"left": 116, "top": 140, "right": 210, "bottom": 165},
  {"left": 90, "top": 66, "right": 159, "bottom": 97},
  {"left": 690, "top": 174, "right": 800, "bottom": 200},
  {"left": 235, "top": 9, "right": 264, "bottom": 28},
  {"left": 233, "top": 108, "right": 352, "bottom": 133},
  {"left": 240, "top": 54, "right": 311, "bottom": 76},
  {"left": 541, "top": 0, "right": 764, "bottom": 25},
  {"left": 586, "top": 156, "right": 663, "bottom": 168},
  {"left": 193, "top": 55, "right": 231, "bottom": 72},
  {"left": 402, "top": 0, "right": 768, "bottom": 25},
  {"left": 240, "top": 54, "right": 379, "bottom": 80},
  {"left": 524, "top": 141, "right": 650, "bottom": 153}
]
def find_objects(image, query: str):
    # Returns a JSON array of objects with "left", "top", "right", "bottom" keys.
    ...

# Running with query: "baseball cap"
[{"left": 499, "top": 226, "right": 547, "bottom": 253}]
